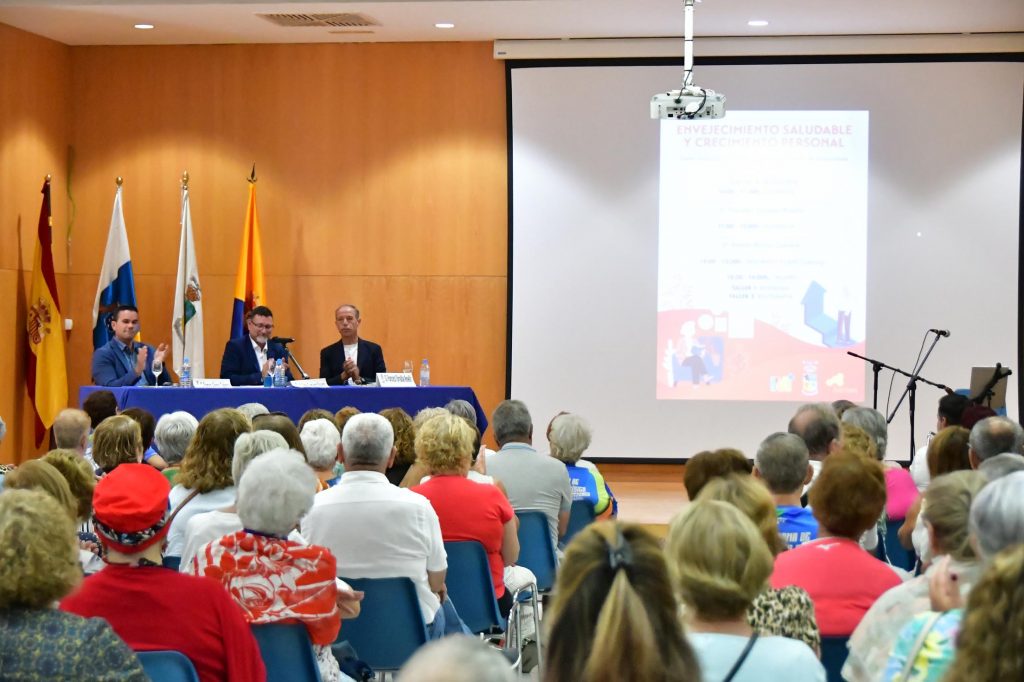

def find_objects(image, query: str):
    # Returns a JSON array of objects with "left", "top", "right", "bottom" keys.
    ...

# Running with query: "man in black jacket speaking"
[{"left": 319, "top": 304, "right": 386, "bottom": 386}]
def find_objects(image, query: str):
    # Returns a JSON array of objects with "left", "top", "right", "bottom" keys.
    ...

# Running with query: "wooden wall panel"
[
  {"left": 9, "top": 39, "right": 507, "bottom": 463},
  {"left": 0, "top": 23, "right": 71, "bottom": 463}
]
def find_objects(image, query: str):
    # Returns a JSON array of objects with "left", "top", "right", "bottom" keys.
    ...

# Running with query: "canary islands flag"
[
  {"left": 91, "top": 184, "right": 137, "bottom": 349},
  {"left": 230, "top": 181, "right": 265, "bottom": 339}
]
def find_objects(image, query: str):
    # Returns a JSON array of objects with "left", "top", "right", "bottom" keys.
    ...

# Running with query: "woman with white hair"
[
  {"left": 884, "top": 470, "right": 1024, "bottom": 680},
  {"left": 154, "top": 411, "right": 199, "bottom": 485},
  {"left": 843, "top": 407, "right": 919, "bottom": 521},
  {"left": 300, "top": 418, "right": 342, "bottom": 490},
  {"left": 547, "top": 413, "right": 617, "bottom": 519},
  {"left": 179, "top": 430, "right": 289, "bottom": 569},
  {"left": 190, "top": 449, "right": 349, "bottom": 682}
]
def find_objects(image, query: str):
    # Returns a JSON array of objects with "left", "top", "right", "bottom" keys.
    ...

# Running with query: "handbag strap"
[
  {"left": 722, "top": 632, "right": 760, "bottom": 682},
  {"left": 166, "top": 489, "right": 201, "bottom": 529},
  {"left": 897, "top": 611, "right": 944, "bottom": 681}
]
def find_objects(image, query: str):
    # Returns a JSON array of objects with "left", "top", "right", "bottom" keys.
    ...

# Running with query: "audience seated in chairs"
[
  {"left": 40, "top": 449, "right": 104, "bottom": 574},
  {"left": 235, "top": 401, "right": 270, "bottom": 422},
  {"left": 412, "top": 412, "right": 522, "bottom": 618},
  {"left": 845, "top": 470, "right": 987, "bottom": 682},
  {"left": 770, "top": 450, "right": 902, "bottom": 637},
  {"left": 0, "top": 489, "right": 148, "bottom": 680},
  {"left": 300, "top": 418, "right": 344, "bottom": 490},
  {"left": 121, "top": 407, "right": 169, "bottom": 471},
  {"left": 885, "top": 470, "right": 1024, "bottom": 680},
  {"left": 379, "top": 407, "right": 416, "bottom": 485},
  {"left": 302, "top": 412, "right": 470, "bottom": 639},
  {"left": 251, "top": 412, "right": 306, "bottom": 455},
  {"left": 754, "top": 432, "right": 818, "bottom": 549},
  {"left": 298, "top": 407, "right": 336, "bottom": 434},
  {"left": 787, "top": 402, "right": 842, "bottom": 493},
  {"left": 165, "top": 408, "right": 251, "bottom": 558},
  {"left": 908, "top": 393, "right": 970, "bottom": 492},
  {"left": 189, "top": 449, "right": 357, "bottom": 682},
  {"left": 666, "top": 500, "right": 825, "bottom": 682},
  {"left": 178, "top": 429, "right": 289, "bottom": 570},
  {"left": 547, "top": 412, "right": 617, "bottom": 519},
  {"left": 843, "top": 407, "right": 919, "bottom": 521},
  {"left": 486, "top": 400, "right": 573, "bottom": 549},
  {"left": 154, "top": 411, "right": 199, "bottom": 485},
  {"left": 697, "top": 474, "right": 821, "bottom": 655},
  {"left": 60, "top": 463, "right": 266, "bottom": 681},
  {"left": 899, "top": 425, "right": 972, "bottom": 557},
  {"left": 545, "top": 521, "right": 701, "bottom": 682}
]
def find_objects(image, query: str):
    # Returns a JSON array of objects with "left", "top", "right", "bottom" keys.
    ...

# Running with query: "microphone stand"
[
  {"left": 886, "top": 332, "right": 947, "bottom": 458},
  {"left": 279, "top": 341, "right": 311, "bottom": 380}
]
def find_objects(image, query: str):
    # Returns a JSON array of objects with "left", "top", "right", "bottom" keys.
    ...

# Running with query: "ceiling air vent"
[{"left": 257, "top": 13, "right": 380, "bottom": 29}]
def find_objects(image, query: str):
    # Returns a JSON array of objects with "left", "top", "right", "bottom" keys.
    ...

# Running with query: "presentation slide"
[{"left": 657, "top": 111, "right": 868, "bottom": 402}]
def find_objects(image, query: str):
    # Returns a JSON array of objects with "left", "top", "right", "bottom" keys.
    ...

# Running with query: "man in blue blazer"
[
  {"left": 319, "top": 304, "right": 386, "bottom": 386},
  {"left": 91, "top": 305, "right": 169, "bottom": 386},
  {"left": 220, "top": 305, "right": 294, "bottom": 386}
]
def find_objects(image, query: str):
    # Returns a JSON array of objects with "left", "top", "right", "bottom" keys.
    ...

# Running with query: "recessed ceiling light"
[
  {"left": 747, "top": 20, "right": 769, "bottom": 27},
  {"left": 134, "top": 23, "right": 154, "bottom": 30},
  {"left": 434, "top": 22, "right": 455, "bottom": 29}
]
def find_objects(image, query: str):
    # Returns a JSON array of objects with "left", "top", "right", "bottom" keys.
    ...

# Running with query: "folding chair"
[
  {"left": 515, "top": 510, "right": 558, "bottom": 593},
  {"left": 250, "top": 622, "right": 322, "bottom": 682},
  {"left": 876, "top": 518, "right": 918, "bottom": 573},
  {"left": 334, "top": 577, "right": 428, "bottom": 675},
  {"left": 137, "top": 651, "right": 199, "bottom": 682}
]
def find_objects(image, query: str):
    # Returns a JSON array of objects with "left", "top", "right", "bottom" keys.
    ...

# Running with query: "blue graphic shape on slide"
[{"left": 802, "top": 281, "right": 852, "bottom": 348}]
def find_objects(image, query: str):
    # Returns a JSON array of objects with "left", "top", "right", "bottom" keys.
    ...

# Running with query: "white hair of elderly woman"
[
  {"left": 300, "top": 418, "right": 342, "bottom": 472},
  {"left": 341, "top": 413, "right": 394, "bottom": 467},
  {"left": 237, "top": 448, "right": 317, "bottom": 537},
  {"left": 232, "top": 430, "right": 289, "bottom": 485},
  {"left": 235, "top": 402, "right": 271, "bottom": 421},
  {"left": 154, "top": 411, "right": 199, "bottom": 465},
  {"left": 841, "top": 407, "right": 888, "bottom": 459},
  {"left": 399, "top": 635, "right": 515, "bottom": 682},
  {"left": 969, "top": 469, "right": 1024, "bottom": 559},
  {"left": 548, "top": 413, "right": 593, "bottom": 464}
]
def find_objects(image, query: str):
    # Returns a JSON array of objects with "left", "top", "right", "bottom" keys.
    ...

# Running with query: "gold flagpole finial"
[
  {"left": 45, "top": 174, "right": 52, "bottom": 183},
  {"left": 116, "top": 176, "right": 123, "bottom": 187},
  {"left": 181, "top": 171, "right": 189, "bottom": 189},
  {"left": 248, "top": 163, "right": 257, "bottom": 184}
]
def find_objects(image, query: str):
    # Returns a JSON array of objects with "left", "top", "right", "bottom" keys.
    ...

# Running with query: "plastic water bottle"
[
  {"left": 273, "top": 358, "right": 286, "bottom": 387},
  {"left": 419, "top": 359, "right": 430, "bottom": 387},
  {"left": 180, "top": 357, "right": 192, "bottom": 388}
]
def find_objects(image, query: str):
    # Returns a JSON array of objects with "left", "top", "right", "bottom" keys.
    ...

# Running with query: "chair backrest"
[
  {"left": 820, "top": 635, "right": 850, "bottom": 682},
  {"left": 250, "top": 622, "right": 322, "bottom": 682},
  {"left": 443, "top": 540, "right": 504, "bottom": 635},
  {"left": 137, "top": 651, "right": 199, "bottom": 682},
  {"left": 162, "top": 555, "right": 182, "bottom": 571},
  {"left": 515, "top": 510, "right": 558, "bottom": 592},
  {"left": 338, "top": 576, "right": 428, "bottom": 671},
  {"left": 876, "top": 518, "right": 918, "bottom": 573},
  {"left": 561, "top": 499, "right": 596, "bottom": 545}
]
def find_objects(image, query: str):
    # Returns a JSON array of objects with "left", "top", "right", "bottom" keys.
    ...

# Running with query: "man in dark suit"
[
  {"left": 91, "top": 305, "right": 169, "bottom": 386},
  {"left": 220, "top": 305, "right": 293, "bottom": 386},
  {"left": 319, "top": 304, "right": 386, "bottom": 386}
]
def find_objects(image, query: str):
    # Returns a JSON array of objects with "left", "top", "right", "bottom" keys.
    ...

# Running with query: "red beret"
[{"left": 92, "top": 464, "right": 170, "bottom": 554}]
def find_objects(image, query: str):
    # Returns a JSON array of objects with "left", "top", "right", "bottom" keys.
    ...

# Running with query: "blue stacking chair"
[
  {"left": 515, "top": 510, "right": 558, "bottom": 593},
  {"left": 162, "top": 555, "right": 182, "bottom": 571},
  {"left": 251, "top": 623, "right": 322, "bottom": 682},
  {"left": 137, "top": 651, "right": 199, "bottom": 682},
  {"left": 335, "top": 577, "right": 428, "bottom": 672},
  {"left": 560, "top": 500, "right": 596, "bottom": 546},
  {"left": 876, "top": 518, "right": 918, "bottom": 573},
  {"left": 820, "top": 636, "right": 850, "bottom": 682}
]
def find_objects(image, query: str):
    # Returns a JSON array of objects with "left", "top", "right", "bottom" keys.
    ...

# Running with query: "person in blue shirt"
[
  {"left": 91, "top": 305, "right": 169, "bottom": 387},
  {"left": 547, "top": 412, "right": 617, "bottom": 519},
  {"left": 754, "top": 432, "right": 818, "bottom": 549}
]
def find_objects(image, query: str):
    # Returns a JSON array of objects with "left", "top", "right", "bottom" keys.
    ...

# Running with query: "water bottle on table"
[
  {"left": 419, "top": 359, "right": 430, "bottom": 387},
  {"left": 180, "top": 357, "right": 192, "bottom": 388},
  {"left": 273, "top": 358, "right": 287, "bottom": 387}
]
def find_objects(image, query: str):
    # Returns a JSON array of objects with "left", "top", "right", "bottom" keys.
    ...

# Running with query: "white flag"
[{"left": 173, "top": 186, "right": 205, "bottom": 378}]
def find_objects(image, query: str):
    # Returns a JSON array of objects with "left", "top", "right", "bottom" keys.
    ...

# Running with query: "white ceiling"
[{"left": 0, "top": 0, "right": 1021, "bottom": 47}]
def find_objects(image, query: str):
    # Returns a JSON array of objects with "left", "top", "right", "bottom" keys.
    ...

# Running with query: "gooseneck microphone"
[
  {"left": 929, "top": 329, "right": 950, "bottom": 337},
  {"left": 269, "top": 336, "right": 295, "bottom": 345}
]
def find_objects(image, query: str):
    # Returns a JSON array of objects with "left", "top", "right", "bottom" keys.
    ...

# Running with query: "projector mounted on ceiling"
[{"left": 651, "top": 0, "right": 726, "bottom": 120}]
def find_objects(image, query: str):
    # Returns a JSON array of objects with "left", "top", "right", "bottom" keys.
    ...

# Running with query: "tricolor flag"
[
  {"left": 230, "top": 178, "right": 266, "bottom": 339},
  {"left": 27, "top": 178, "right": 68, "bottom": 446},
  {"left": 91, "top": 183, "right": 137, "bottom": 349},
  {"left": 173, "top": 183, "right": 205, "bottom": 378}
]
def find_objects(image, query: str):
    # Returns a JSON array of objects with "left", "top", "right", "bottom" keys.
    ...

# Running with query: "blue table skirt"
[{"left": 79, "top": 385, "right": 488, "bottom": 434}]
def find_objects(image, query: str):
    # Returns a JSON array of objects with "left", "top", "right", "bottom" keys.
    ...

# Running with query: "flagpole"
[{"left": 181, "top": 170, "right": 189, "bottom": 359}]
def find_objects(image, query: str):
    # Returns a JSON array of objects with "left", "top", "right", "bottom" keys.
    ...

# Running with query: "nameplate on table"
[
  {"left": 377, "top": 373, "right": 417, "bottom": 387},
  {"left": 191, "top": 378, "right": 232, "bottom": 388},
  {"left": 290, "top": 378, "right": 329, "bottom": 388}
]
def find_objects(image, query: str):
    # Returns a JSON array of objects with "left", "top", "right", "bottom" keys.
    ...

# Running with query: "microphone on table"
[{"left": 929, "top": 329, "right": 950, "bottom": 337}]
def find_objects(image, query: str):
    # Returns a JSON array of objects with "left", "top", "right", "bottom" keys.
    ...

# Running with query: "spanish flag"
[
  {"left": 26, "top": 178, "right": 68, "bottom": 446},
  {"left": 230, "top": 178, "right": 266, "bottom": 339}
]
